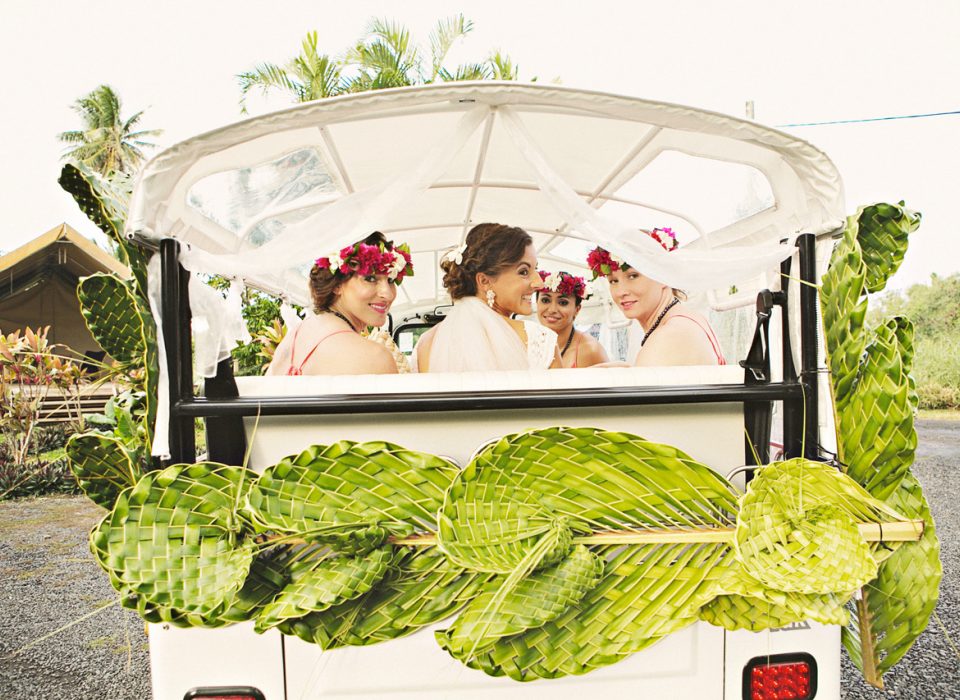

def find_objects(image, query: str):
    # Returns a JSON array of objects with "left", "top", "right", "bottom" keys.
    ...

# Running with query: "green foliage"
[
  {"left": 820, "top": 201, "right": 942, "bottom": 688},
  {"left": 58, "top": 84, "right": 161, "bottom": 177},
  {"left": 238, "top": 15, "right": 529, "bottom": 112},
  {"left": 843, "top": 472, "right": 942, "bottom": 678},
  {"left": 0, "top": 458, "right": 81, "bottom": 500},
  {"left": 66, "top": 432, "right": 140, "bottom": 510},
  {"left": 83, "top": 430, "right": 918, "bottom": 681},
  {"left": 870, "top": 274, "right": 960, "bottom": 409},
  {"left": 205, "top": 275, "right": 288, "bottom": 376}
]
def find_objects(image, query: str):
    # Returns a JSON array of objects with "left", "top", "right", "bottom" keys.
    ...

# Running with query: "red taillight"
[
  {"left": 743, "top": 653, "right": 817, "bottom": 700},
  {"left": 184, "top": 688, "right": 265, "bottom": 700}
]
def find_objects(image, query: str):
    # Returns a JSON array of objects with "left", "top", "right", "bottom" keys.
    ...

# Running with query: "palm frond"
[{"left": 428, "top": 14, "right": 474, "bottom": 81}]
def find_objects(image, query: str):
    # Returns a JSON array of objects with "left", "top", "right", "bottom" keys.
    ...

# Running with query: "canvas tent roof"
[
  {"left": 0, "top": 223, "right": 129, "bottom": 354},
  {"left": 127, "top": 82, "right": 845, "bottom": 312}
]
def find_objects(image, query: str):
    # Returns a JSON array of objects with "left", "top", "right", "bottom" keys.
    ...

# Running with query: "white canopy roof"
[{"left": 128, "top": 82, "right": 844, "bottom": 311}]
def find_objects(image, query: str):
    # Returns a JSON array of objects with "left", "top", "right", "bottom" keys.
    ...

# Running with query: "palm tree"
[
  {"left": 237, "top": 15, "right": 524, "bottom": 108},
  {"left": 238, "top": 31, "right": 344, "bottom": 113},
  {"left": 58, "top": 85, "right": 161, "bottom": 177}
]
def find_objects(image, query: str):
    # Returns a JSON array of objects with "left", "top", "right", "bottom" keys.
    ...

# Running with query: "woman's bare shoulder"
[{"left": 577, "top": 332, "right": 610, "bottom": 366}]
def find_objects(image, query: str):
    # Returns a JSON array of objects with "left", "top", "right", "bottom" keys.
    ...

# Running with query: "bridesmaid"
[
  {"left": 587, "top": 228, "right": 725, "bottom": 366},
  {"left": 536, "top": 271, "right": 609, "bottom": 368},
  {"left": 267, "top": 232, "right": 413, "bottom": 376}
]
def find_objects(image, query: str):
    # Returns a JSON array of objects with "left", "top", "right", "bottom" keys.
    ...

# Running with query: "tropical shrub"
[
  {"left": 0, "top": 458, "right": 80, "bottom": 500},
  {"left": 0, "top": 326, "right": 87, "bottom": 464}
]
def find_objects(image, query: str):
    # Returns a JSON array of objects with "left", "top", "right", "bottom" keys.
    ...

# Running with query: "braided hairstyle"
[
  {"left": 309, "top": 231, "right": 389, "bottom": 313},
  {"left": 440, "top": 223, "right": 533, "bottom": 300}
]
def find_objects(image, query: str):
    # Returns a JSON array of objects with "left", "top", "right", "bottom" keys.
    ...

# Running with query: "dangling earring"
[{"left": 486, "top": 289, "right": 496, "bottom": 308}]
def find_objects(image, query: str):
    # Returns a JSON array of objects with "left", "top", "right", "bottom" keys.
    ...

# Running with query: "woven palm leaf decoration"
[
  {"left": 842, "top": 472, "right": 942, "bottom": 678},
  {"left": 77, "top": 273, "right": 158, "bottom": 445},
  {"left": 434, "top": 426, "right": 741, "bottom": 679},
  {"left": 66, "top": 432, "right": 141, "bottom": 510},
  {"left": 243, "top": 441, "right": 474, "bottom": 644},
  {"left": 821, "top": 201, "right": 941, "bottom": 688},
  {"left": 90, "top": 462, "right": 258, "bottom": 619},
  {"left": 58, "top": 162, "right": 150, "bottom": 295}
]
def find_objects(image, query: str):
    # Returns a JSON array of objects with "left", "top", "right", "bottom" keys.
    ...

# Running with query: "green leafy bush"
[
  {"left": 30, "top": 424, "right": 72, "bottom": 456},
  {"left": 0, "top": 458, "right": 81, "bottom": 500}
]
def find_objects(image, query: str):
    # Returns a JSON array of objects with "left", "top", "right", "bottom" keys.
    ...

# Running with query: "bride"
[{"left": 415, "top": 223, "right": 559, "bottom": 372}]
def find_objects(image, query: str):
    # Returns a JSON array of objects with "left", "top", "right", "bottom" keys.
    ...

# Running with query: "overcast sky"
[{"left": 1, "top": 0, "right": 957, "bottom": 290}]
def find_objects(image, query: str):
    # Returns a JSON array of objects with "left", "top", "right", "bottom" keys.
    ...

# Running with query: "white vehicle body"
[{"left": 129, "top": 83, "right": 844, "bottom": 699}]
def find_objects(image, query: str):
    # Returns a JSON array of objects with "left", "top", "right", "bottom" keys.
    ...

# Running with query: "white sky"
[{"left": 1, "top": 0, "right": 957, "bottom": 290}]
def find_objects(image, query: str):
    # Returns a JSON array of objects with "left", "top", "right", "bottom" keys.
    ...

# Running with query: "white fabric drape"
[
  {"left": 498, "top": 107, "right": 796, "bottom": 292},
  {"left": 146, "top": 108, "right": 488, "bottom": 456},
  {"left": 425, "top": 297, "right": 555, "bottom": 372}
]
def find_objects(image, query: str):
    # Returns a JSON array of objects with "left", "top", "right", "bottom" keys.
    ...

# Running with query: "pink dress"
[{"left": 286, "top": 325, "right": 354, "bottom": 376}]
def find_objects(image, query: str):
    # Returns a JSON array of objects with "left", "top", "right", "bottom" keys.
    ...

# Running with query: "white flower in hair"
[
  {"left": 543, "top": 273, "right": 560, "bottom": 292},
  {"left": 443, "top": 242, "right": 468, "bottom": 266},
  {"left": 389, "top": 254, "right": 407, "bottom": 279}
]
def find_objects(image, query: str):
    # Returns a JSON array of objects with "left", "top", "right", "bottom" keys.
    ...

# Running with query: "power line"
[{"left": 776, "top": 109, "right": 960, "bottom": 128}]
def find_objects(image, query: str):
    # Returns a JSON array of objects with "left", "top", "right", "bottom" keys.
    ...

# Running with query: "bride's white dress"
[{"left": 417, "top": 297, "right": 556, "bottom": 372}]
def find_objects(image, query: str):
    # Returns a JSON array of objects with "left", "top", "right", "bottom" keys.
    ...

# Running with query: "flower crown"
[
  {"left": 538, "top": 270, "right": 589, "bottom": 299},
  {"left": 314, "top": 239, "right": 413, "bottom": 284},
  {"left": 586, "top": 228, "right": 679, "bottom": 279}
]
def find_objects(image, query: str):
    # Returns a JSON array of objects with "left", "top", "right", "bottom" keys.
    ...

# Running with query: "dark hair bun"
[{"left": 441, "top": 223, "right": 532, "bottom": 300}]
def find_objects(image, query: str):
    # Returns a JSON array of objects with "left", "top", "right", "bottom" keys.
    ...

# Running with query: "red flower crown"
[
  {"left": 314, "top": 240, "right": 413, "bottom": 284},
  {"left": 586, "top": 228, "right": 679, "bottom": 279},
  {"left": 537, "top": 270, "right": 589, "bottom": 299}
]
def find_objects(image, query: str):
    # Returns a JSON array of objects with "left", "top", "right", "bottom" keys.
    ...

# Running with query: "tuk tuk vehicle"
[{"left": 109, "top": 82, "right": 907, "bottom": 700}]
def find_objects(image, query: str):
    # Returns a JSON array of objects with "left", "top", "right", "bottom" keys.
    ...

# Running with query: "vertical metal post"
[
  {"left": 779, "top": 253, "right": 802, "bottom": 458},
  {"left": 159, "top": 239, "right": 196, "bottom": 464},
  {"left": 797, "top": 233, "right": 820, "bottom": 460}
]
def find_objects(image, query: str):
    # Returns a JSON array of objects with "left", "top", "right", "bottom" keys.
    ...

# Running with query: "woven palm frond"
[
  {"left": 839, "top": 320, "right": 916, "bottom": 499},
  {"left": 246, "top": 440, "right": 458, "bottom": 551},
  {"left": 280, "top": 546, "right": 490, "bottom": 649},
  {"left": 701, "top": 565, "right": 850, "bottom": 631},
  {"left": 438, "top": 427, "right": 738, "bottom": 571},
  {"left": 78, "top": 273, "right": 153, "bottom": 369},
  {"left": 854, "top": 202, "right": 921, "bottom": 294},
  {"left": 213, "top": 549, "right": 298, "bottom": 625},
  {"left": 843, "top": 471, "right": 942, "bottom": 687},
  {"left": 90, "top": 462, "right": 258, "bottom": 618},
  {"left": 438, "top": 544, "right": 604, "bottom": 658},
  {"left": 821, "top": 225, "right": 868, "bottom": 408},
  {"left": 67, "top": 432, "right": 140, "bottom": 510},
  {"left": 460, "top": 542, "right": 733, "bottom": 681},
  {"left": 431, "top": 427, "right": 741, "bottom": 679},
  {"left": 255, "top": 546, "right": 395, "bottom": 632},
  {"left": 77, "top": 272, "right": 158, "bottom": 442},
  {"left": 736, "top": 459, "right": 909, "bottom": 594}
]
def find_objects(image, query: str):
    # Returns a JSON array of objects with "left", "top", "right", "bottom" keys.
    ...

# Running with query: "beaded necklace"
[
  {"left": 559, "top": 326, "right": 576, "bottom": 357},
  {"left": 641, "top": 297, "right": 681, "bottom": 346},
  {"left": 328, "top": 309, "right": 359, "bottom": 333}
]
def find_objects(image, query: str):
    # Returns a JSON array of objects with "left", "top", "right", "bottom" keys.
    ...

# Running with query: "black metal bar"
[
  {"left": 159, "top": 239, "right": 184, "bottom": 463},
  {"left": 173, "top": 382, "right": 805, "bottom": 418},
  {"left": 203, "top": 359, "right": 247, "bottom": 466},
  {"left": 742, "top": 291, "right": 775, "bottom": 470},
  {"left": 797, "top": 233, "right": 820, "bottom": 459},
  {"left": 780, "top": 248, "right": 802, "bottom": 458},
  {"left": 177, "top": 259, "right": 196, "bottom": 461}
]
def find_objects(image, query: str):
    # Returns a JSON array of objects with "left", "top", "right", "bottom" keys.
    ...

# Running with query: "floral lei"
[
  {"left": 586, "top": 228, "right": 679, "bottom": 279},
  {"left": 538, "top": 270, "right": 589, "bottom": 299},
  {"left": 315, "top": 239, "right": 414, "bottom": 284}
]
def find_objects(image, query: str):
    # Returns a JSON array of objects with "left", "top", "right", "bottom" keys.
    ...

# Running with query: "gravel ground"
[{"left": 0, "top": 420, "right": 956, "bottom": 700}]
